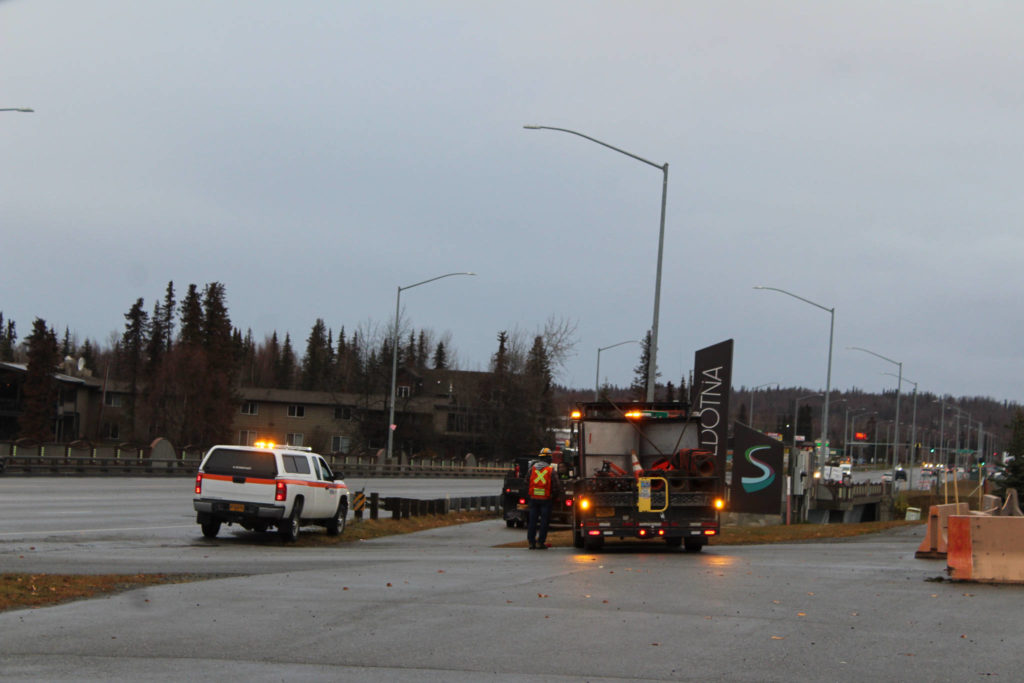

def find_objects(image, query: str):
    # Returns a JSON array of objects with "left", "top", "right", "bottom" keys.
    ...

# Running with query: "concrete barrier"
[
  {"left": 916, "top": 502, "right": 970, "bottom": 559},
  {"left": 946, "top": 515, "right": 1024, "bottom": 584}
]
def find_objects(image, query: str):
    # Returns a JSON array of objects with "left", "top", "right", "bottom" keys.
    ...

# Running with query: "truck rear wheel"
[
  {"left": 684, "top": 538, "right": 704, "bottom": 553},
  {"left": 583, "top": 536, "right": 604, "bottom": 552},
  {"left": 325, "top": 501, "right": 346, "bottom": 536},
  {"left": 201, "top": 520, "right": 221, "bottom": 539},
  {"left": 573, "top": 528, "right": 584, "bottom": 549},
  {"left": 279, "top": 500, "right": 302, "bottom": 542}
]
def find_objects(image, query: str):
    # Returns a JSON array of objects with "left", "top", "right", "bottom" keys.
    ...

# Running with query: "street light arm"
[
  {"left": 400, "top": 271, "right": 476, "bottom": 293},
  {"left": 524, "top": 125, "right": 665, "bottom": 171},
  {"left": 0, "top": 108, "right": 34, "bottom": 112},
  {"left": 752, "top": 286, "right": 833, "bottom": 314},
  {"left": 848, "top": 346, "right": 900, "bottom": 366}
]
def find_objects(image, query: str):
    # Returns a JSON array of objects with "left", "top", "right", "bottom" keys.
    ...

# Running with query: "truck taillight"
[
  {"left": 518, "top": 498, "right": 526, "bottom": 505},
  {"left": 275, "top": 481, "right": 287, "bottom": 502},
  {"left": 713, "top": 497, "right": 726, "bottom": 511},
  {"left": 564, "top": 498, "right": 573, "bottom": 507},
  {"left": 194, "top": 473, "right": 202, "bottom": 495},
  {"left": 704, "top": 529, "right": 717, "bottom": 536}
]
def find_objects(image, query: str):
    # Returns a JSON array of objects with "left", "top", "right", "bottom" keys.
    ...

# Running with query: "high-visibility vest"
[{"left": 529, "top": 464, "right": 553, "bottom": 500}]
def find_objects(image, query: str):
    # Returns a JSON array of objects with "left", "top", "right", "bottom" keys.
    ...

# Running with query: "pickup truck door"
[{"left": 315, "top": 456, "right": 340, "bottom": 516}]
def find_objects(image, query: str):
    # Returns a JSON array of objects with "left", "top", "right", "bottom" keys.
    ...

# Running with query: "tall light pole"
[
  {"left": 748, "top": 382, "right": 778, "bottom": 430},
  {"left": 525, "top": 124, "right": 668, "bottom": 401},
  {"left": 754, "top": 286, "right": 835, "bottom": 466},
  {"left": 595, "top": 339, "right": 641, "bottom": 401},
  {"left": 884, "top": 372, "right": 918, "bottom": 486},
  {"left": 849, "top": 346, "right": 902, "bottom": 483},
  {"left": 386, "top": 272, "right": 475, "bottom": 462}
]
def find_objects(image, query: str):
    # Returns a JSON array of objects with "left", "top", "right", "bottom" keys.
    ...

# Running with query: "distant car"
[{"left": 881, "top": 472, "right": 892, "bottom": 483}]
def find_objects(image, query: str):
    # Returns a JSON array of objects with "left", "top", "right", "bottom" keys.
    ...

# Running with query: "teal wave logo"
[{"left": 741, "top": 445, "right": 775, "bottom": 493}]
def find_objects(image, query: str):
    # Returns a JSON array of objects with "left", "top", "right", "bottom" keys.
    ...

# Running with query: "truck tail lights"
[
  {"left": 275, "top": 481, "right": 287, "bottom": 502},
  {"left": 194, "top": 473, "right": 203, "bottom": 495}
]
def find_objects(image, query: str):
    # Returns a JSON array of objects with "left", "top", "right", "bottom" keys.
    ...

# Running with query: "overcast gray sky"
[{"left": 3, "top": 1, "right": 1022, "bottom": 403}]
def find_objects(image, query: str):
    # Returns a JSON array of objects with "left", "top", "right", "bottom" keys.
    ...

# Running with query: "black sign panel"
[
  {"left": 693, "top": 339, "right": 733, "bottom": 476},
  {"left": 731, "top": 422, "right": 784, "bottom": 514}
]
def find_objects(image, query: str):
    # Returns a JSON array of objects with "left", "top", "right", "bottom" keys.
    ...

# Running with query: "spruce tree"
[
  {"left": 19, "top": 318, "right": 59, "bottom": 441},
  {"left": 994, "top": 409, "right": 1024, "bottom": 498}
]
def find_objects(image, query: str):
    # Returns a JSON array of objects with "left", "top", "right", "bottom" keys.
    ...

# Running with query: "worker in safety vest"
[{"left": 526, "top": 448, "right": 563, "bottom": 550}]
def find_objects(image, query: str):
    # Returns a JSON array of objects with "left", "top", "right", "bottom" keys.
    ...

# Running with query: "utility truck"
[{"left": 568, "top": 401, "right": 726, "bottom": 552}]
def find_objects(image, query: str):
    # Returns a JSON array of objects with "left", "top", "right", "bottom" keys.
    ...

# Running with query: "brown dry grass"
[{"left": 0, "top": 574, "right": 200, "bottom": 613}]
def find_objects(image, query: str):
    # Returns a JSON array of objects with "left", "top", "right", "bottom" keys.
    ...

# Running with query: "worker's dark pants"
[{"left": 527, "top": 498, "right": 552, "bottom": 545}]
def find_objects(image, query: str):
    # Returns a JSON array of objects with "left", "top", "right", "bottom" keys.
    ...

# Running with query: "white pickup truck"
[{"left": 193, "top": 443, "right": 349, "bottom": 541}]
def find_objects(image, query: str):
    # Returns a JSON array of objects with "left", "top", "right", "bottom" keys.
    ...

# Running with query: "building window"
[
  {"left": 397, "top": 385, "right": 410, "bottom": 399},
  {"left": 240, "top": 402, "right": 258, "bottom": 415},
  {"left": 103, "top": 422, "right": 120, "bottom": 439},
  {"left": 287, "top": 405, "right": 305, "bottom": 418},
  {"left": 104, "top": 393, "right": 123, "bottom": 407},
  {"left": 238, "top": 430, "right": 257, "bottom": 446},
  {"left": 331, "top": 435, "right": 351, "bottom": 453},
  {"left": 286, "top": 433, "right": 304, "bottom": 447},
  {"left": 334, "top": 406, "right": 352, "bottom": 420}
]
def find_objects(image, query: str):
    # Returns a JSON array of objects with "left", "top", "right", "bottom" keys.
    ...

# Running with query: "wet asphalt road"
[{"left": 0, "top": 478, "right": 1019, "bottom": 681}]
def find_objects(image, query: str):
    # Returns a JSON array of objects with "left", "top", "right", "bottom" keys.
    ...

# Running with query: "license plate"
[
  {"left": 594, "top": 507, "right": 615, "bottom": 517},
  {"left": 516, "top": 504, "right": 528, "bottom": 510},
  {"left": 229, "top": 503, "right": 245, "bottom": 512}
]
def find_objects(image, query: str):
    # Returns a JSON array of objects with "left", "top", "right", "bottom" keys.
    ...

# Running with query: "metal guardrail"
[{"left": 0, "top": 455, "right": 507, "bottom": 478}]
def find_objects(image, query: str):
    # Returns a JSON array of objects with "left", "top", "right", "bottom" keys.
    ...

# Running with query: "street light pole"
[
  {"left": 849, "top": 346, "right": 902, "bottom": 484},
  {"left": 884, "top": 373, "right": 917, "bottom": 485},
  {"left": 525, "top": 125, "right": 668, "bottom": 401},
  {"left": 754, "top": 286, "right": 835, "bottom": 467},
  {"left": 386, "top": 272, "right": 475, "bottom": 463},
  {"left": 595, "top": 339, "right": 641, "bottom": 401}
]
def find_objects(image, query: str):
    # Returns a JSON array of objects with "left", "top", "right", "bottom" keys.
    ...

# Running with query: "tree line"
[{"left": 4, "top": 282, "right": 575, "bottom": 458}]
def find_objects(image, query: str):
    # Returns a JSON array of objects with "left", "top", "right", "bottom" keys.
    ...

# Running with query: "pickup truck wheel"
[
  {"left": 201, "top": 520, "right": 221, "bottom": 539},
  {"left": 684, "top": 538, "right": 704, "bottom": 553},
  {"left": 325, "top": 502, "right": 346, "bottom": 536},
  {"left": 572, "top": 528, "right": 584, "bottom": 549},
  {"left": 505, "top": 519, "right": 515, "bottom": 528},
  {"left": 583, "top": 536, "right": 604, "bottom": 552},
  {"left": 279, "top": 501, "right": 302, "bottom": 542}
]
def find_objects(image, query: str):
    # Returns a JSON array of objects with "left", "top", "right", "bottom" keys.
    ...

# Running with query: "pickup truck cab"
[{"left": 193, "top": 443, "right": 348, "bottom": 541}]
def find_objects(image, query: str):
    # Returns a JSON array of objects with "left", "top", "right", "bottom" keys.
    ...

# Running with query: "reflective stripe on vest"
[{"left": 530, "top": 464, "right": 553, "bottom": 499}]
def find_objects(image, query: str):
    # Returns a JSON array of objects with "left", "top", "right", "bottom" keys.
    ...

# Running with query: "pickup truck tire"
[
  {"left": 201, "top": 520, "right": 221, "bottom": 539},
  {"left": 684, "top": 538, "right": 704, "bottom": 553},
  {"left": 583, "top": 536, "right": 604, "bottom": 552},
  {"left": 573, "top": 528, "right": 584, "bottom": 549},
  {"left": 505, "top": 519, "right": 516, "bottom": 528},
  {"left": 279, "top": 500, "right": 302, "bottom": 542},
  {"left": 325, "top": 501, "right": 347, "bottom": 536}
]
